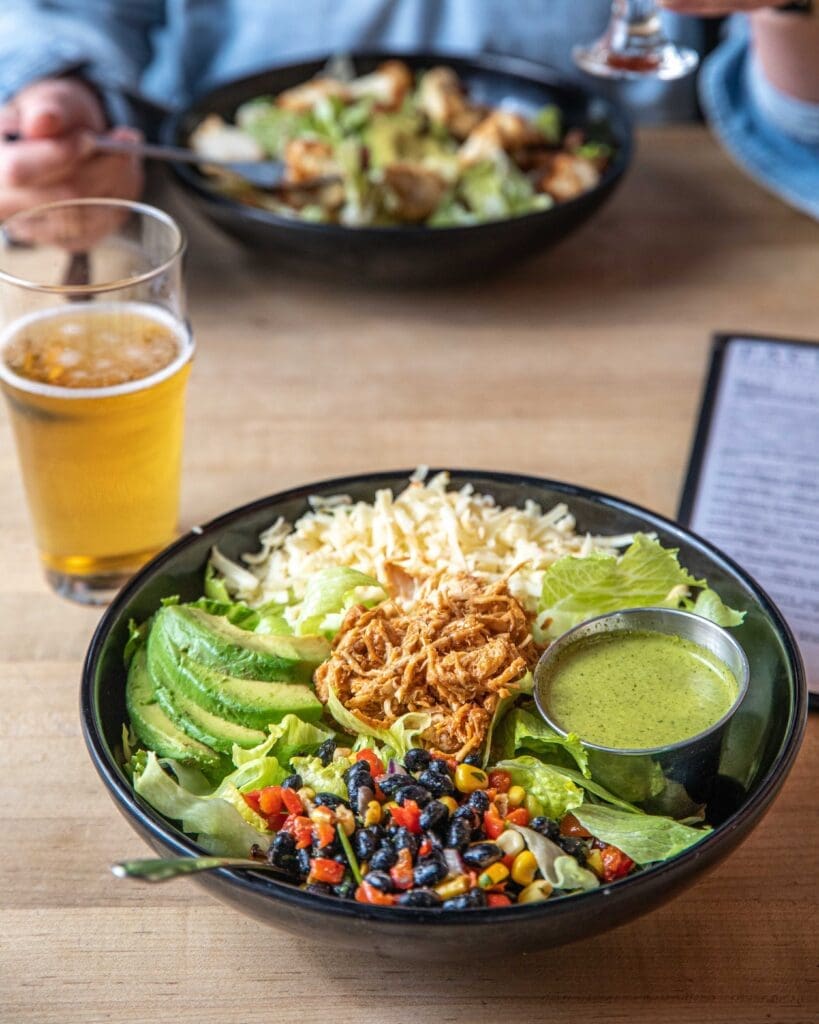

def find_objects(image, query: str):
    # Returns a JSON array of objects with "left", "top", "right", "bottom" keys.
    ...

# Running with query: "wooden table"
[{"left": 1, "top": 126, "right": 817, "bottom": 1024}]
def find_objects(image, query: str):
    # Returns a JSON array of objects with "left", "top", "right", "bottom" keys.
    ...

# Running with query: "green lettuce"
[
  {"left": 459, "top": 157, "right": 551, "bottom": 221},
  {"left": 133, "top": 752, "right": 268, "bottom": 857},
  {"left": 494, "top": 755, "right": 585, "bottom": 820},
  {"left": 537, "top": 534, "right": 744, "bottom": 638},
  {"left": 231, "top": 714, "right": 335, "bottom": 769},
  {"left": 572, "top": 803, "right": 709, "bottom": 865},
  {"left": 508, "top": 823, "right": 598, "bottom": 892},
  {"left": 494, "top": 706, "right": 589, "bottom": 777},
  {"left": 532, "top": 104, "right": 562, "bottom": 144},
  {"left": 544, "top": 764, "right": 645, "bottom": 814},
  {"left": 326, "top": 686, "right": 431, "bottom": 761},
  {"left": 290, "top": 755, "right": 351, "bottom": 799},
  {"left": 295, "top": 566, "right": 386, "bottom": 636}
]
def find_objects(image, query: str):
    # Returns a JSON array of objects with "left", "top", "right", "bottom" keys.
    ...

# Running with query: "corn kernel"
[
  {"left": 511, "top": 850, "right": 538, "bottom": 887},
  {"left": 478, "top": 862, "right": 510, "bottom": 889},
  {"left": 586, "top": 849, "right": 605, "bottom": 879},
  {"left": 518, "top": 880, "right": 553, "bottom": 904},
  {"left": 309, "top": 805, "right": 335, "bottom": 825},
  {"left": 363, "top": 800, "right": 382, "bottom": 827},
  {"left": 507, "top": 785, "right": 526, "bottom": 809},
  {"left": 435, "top": 875, "right": 470, "bottom": 900},
  {"left": 332, "top": 747, "right": 352, "bottom": 762},
  {"left": 297, "top": 786, "right": 315, "bottom": 800},
  {"left": 383, "top": 800, "right": 399, "bottom": 818},
  {"left": 455, "top": 763, "right": 489, "bottom": 794},
  {"left": 439, "top": 796, "right": 458, "bottom": 815},
  {"left": 336, "top": 806, "right": 356, "bottom": 837},
  {"left": 496, "top": 830, "right": 526, "bottom": 857}
]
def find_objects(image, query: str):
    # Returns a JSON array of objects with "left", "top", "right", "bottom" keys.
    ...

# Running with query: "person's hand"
[
  {"left": 659, "top": 1, "right": 786, "bottom": 13},
  {"left": 0, "top": 77, "right": 144, "bottom": 220}
]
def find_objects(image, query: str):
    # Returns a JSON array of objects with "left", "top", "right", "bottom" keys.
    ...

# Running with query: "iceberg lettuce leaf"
[
  {"left": 572, "top": 803, "right": 709, "bottom": 865},
  {"left": 230, "top": 713, "right": 335, "bottom": 769},
  {"left": 290, "top": 755, "right": 351, "bottom": 799},
  {"left": 325, "top": 685, "right": 431, "bottom": 761},
  {"left": 537, "top": 534, "right": 744, "bottom": 638},
  {"left": 494, "top": 706, "right": 589, "bottom": 777},
  {"left": 133, "top": 752, "right": 267, "bottom": 857},
  {"left": 295, "top": 566, "right": 386, "bottom": 636}
]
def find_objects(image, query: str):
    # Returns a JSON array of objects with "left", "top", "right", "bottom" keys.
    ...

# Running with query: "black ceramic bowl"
[
  {"left": 162, "top": 53, "right": 632, "bottom": 285},
  {"left": 81, "top": 470, "right": 806, "bottom": 958}
]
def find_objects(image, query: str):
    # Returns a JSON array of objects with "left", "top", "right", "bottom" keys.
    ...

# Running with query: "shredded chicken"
[
  {"left": 538, "top": 152, "right": 601, "bottom": 203},
  {"left": 314, "top": 571, "right": 541, "bottom": 760},
  {"left": 459, "top": 110, "right": 546, "bottom": 167}
]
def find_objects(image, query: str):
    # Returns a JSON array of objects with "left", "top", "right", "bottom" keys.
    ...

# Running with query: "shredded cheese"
[{"left": 225, "top": 471, "right": 632, "bottom": 612}]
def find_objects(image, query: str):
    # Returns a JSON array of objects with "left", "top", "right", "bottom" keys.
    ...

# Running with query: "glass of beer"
[{"left": 0, "top": 199, "right": 192, "bottom": 604}]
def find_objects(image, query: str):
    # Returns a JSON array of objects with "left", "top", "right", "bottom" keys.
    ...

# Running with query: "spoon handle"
[
  {"left": 112, "top": 855, "right": 277, "bottom": 882},
  {"left": 89, "top": 137, "right": 231, "bottom": 167}
]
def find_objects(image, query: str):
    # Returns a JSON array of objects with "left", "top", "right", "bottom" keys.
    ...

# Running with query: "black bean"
[
  {"left": 344, "top": 761, "right": 372, "bottom": 789},
  {"left": 467, "top": 790, "right": 490, "bottom": 814},
  {"left": 353, "top": 828, "right": 379, "bottom": 862},
  {"left": 427, "top": 758, "right": 453, "bottom": 777},
  {"left": 445, "top": 816, "right": 473, "bottom": 850},
  {"left": 558, "top": 837, "right": 587, "bottom": 865},
  {"left": 282, "top": 773, "right": 302, "bottom": 790},
  {"left": 268, "top": 831, "right": 296, "bottom": 866},
  {"left": 462, "top": 753, "right": 483, "bottom": 767},
  {"left": 530, "top": 817, "right": 560, "bottom": 841},
  {"left": 404, "top": 748, "right": 431, "bottom": 773},
  {"left": 453, "top": 805, "right": 481, "bottom": 832},
  {"left": 390, "top": 826, "right": 420, "bottom": 857},
  {"left": 305, "top": 882, "right": 334, "bottom": 897},
  {"left": 313, "top": 792, "right": 344, "bottom": 809},
  {"left": 462, "top": 842, "right": 503, "bottom": 870},
  {"left": 363, "top": 870, "right": 393, "bottom": 893},
  {"left": 419, "top": 800, "right": 449, "bottom": 831},
  {"left": 395, "top": 784, "right": 432, "bottom": 807},
  {"left": 296, "top": 848, "right": 311, "bottom": 876},
  {"left": 397, "top": 888, "right": 441, "bottom": 908},
  {"left": 377, "top": 773, "right": 415, "bottom": 796},
  {"left": 418, "top": 769, "right": 455, "bottom": 798},
  {"left": 369, "top": 845, "right": 398, "bottom": 871},
  {"left": 356, "top": 784, "right": 375, "bottom": 817},
  {"left": 316, "top": 739, "right": 337, "bottom": 766},
  {"left": 413, "top": 856, "right": 448, "bottom": 887},
  {"left": 442, "top": 888, "right": 487, "bottom": 910}
]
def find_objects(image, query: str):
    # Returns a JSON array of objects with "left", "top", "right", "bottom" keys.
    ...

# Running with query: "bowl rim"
[
  {"left": 161, "top": 49, "right": 633, "bottom": 237},
  {"left": 81, "top": 468, "right": 807, "bottom": 927}
]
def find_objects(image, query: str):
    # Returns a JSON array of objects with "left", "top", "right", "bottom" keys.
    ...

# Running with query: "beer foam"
[{"left": 0, "top": 302, "right": 193, "bottom": 399}]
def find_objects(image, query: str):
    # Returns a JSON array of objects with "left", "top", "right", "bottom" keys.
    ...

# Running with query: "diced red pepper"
[
  {"left": 599, "top": 844, "right": 635, "bottom": 882},
  {"left": 488, "top": 770, "right": 512, "bottom": 793},
  {"left": 389, "top": 798, "right": 422, "bottom": 834},
  {"left": 355, "top": 748, "right": 385, "bottom": 776},
  {"left": 505, "top": 808, "right": 530, "bottom": 827},
  {"left": 281, "top": 787, "right": 304, "bottom": 815},
  {"left": 560, "top": 813, "right": 592, "bottom": 838},
  {"left": 389, "top": 848, "right": 414, "bottom": 891},
  {"left": 355, "top": 882, "right": 396, "bottom": 906},
  {"left": 314, "top": 821, "right": 336, "bottom": 850},
  {"left": 243, "top": 790, "right": 262, "bottom": 815},
  {"left": 308, "top": 857, "right": 345, "bottom": 886},
  {"left": 266, "top": 812, "right": 287, "bottom": 833},
  {"left": 486, "top": 893, "right": 512, "bottom": 907},
  {"left": 418, "top": 838, "right": 433, "bottom": 858},
  {"left": 483, "top": 805, "right": 505, "bottom": 840},
  {"left": 257, "top": 786, "right": 283, "bottom": 816},
  {"left": 501, "top": 853, "right": 515, "bottom": 871},
  {"left": 282, "top": 814, "right": 313, "bottom": 849}
]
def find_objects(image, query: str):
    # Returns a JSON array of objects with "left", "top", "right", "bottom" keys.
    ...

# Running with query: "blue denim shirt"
[{"left": 0, "top": 0, "right": 703, "bottom": 123}]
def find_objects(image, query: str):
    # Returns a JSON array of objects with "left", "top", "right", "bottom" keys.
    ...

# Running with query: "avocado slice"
[
  {"left": 147, "top": 629, "right": 323, "bottom": 730},
  {"left": 152, "top": 605, "right": 330, "bottom": 682},
  {"left": 125, "top": 645, "right": 222, "bottom": 769}
]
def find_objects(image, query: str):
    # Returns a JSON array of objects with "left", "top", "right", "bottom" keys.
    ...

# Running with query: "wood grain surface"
[{"left": 0, "top": 126, "right": 816, "bottom": 1024}]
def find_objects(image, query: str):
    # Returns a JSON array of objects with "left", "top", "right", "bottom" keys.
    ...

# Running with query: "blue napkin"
[{"left": 699, "top": 26, "right": 819, "bottom": 222}]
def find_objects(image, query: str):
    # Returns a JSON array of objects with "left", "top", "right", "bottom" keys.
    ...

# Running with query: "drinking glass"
[
  {"left": 573, "top": 0, "right": 699, "bottom": 80},
  {"left": 0, "top": 199, "right": 192, "bottom": 604}
]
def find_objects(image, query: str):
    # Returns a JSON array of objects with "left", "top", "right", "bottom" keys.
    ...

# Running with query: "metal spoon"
[
  {"left": 87, "top": 137, "right": 337, "bottom": 192},
  {"left": 112, "top": 855, "right": 285, "bottom": 883}
]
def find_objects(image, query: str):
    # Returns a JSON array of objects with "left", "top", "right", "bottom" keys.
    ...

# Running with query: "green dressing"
[{"left": 545, "top": 630, "right": 739, "bottom": 750}]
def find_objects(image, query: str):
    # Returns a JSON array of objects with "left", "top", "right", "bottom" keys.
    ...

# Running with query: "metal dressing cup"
[{"left": 533, "top": 608, "right": 750, "bottom": 819}]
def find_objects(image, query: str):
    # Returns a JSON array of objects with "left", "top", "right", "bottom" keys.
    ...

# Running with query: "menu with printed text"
[{"left": 680, "top": 336, "right": 819, "bottom": 698}]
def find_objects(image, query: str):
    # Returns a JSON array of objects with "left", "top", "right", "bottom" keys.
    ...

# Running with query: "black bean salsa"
[{"left": 246, "top": 742, "right": 635, "bottom": 908}]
